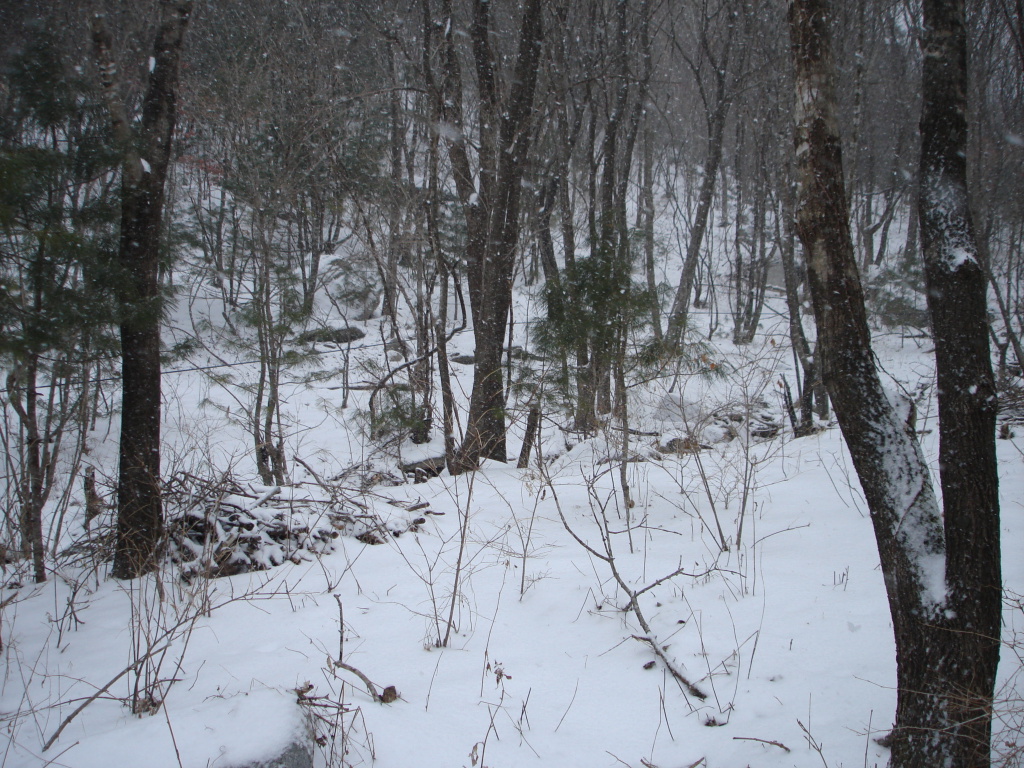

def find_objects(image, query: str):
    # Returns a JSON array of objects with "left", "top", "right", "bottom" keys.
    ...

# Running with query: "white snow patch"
[
  {"left": 946, "top": 245, "right": 975, "bottom": 270},
  {"left": 882, "top": 385, "right": 915, "bottom": 429},
  {"left": 52, "top": 689, "right": 306, "bottom": 768},
  {"left": 5, "top": 221, "right": 1023, "bottom": 768}
]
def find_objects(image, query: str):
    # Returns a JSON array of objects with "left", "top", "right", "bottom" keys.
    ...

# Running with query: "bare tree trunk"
[
  {"left": 6, "top": 360, "right": 46, "bottom": 583},
  {"left": 381, "top": 47, "right": 405, "bottom": 333},
  {"left": 93, "top": 0, "right": 193, "bottom": 579},
  {"left": 778, "top": 207, "right": 825, "bottom": 430},
  {"left": 435, "top": 294, "right": 458, "bottom": 472},
  {"left": 731, "top": 151, "right": 771, "bottom": 346},
  {"left": 914, "top": 0, "right": 1001, "bottom": 763},
  {"left": 428, "top": 0, "right": 544, "bottom": 471},
  {"left": 665, "top": 91, "right": 730, "bottom": 345},
  {"left": 641, "top": 122, "right": 662, "bottom": 342},
  {"left": 988, "top": 264, "right": 1024, "bottom": 375},
  {"left": 516, "top": 404, "right": 541, "bottom": 469},
  {"left": 422, "top": 8, "right": 457, "bottom": 472},
  {"left": 410, "top": 238, "right": 434, "bottom": 445},
  {"left": 789, "top": 3, "right": 976, "bottom": 766},
  {"left": 251, "top": 233, "right": 287, "bottom": 486},
  {"left": 665, "top": 8, "right": 736, "bottom": 346}
]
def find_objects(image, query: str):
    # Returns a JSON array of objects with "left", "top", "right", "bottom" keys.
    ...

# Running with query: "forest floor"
[{"left": 2, "top": 284, "right": 1022, "bottom": 768}]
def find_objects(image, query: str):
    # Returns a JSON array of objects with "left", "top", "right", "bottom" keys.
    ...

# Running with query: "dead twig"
[
  {"left": 631, "top": 635, "right": 707, "bottom": 700},
  {"left": 732, "top": 735, "right": 791, "bottom": 752},
  {"left": 330, "top": 659, "right": 396, "bottom": 704}
]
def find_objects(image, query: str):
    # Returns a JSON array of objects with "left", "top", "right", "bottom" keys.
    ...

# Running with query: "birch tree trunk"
[{"left": 789, "top": 1, "right": 999, "bottom": 764}]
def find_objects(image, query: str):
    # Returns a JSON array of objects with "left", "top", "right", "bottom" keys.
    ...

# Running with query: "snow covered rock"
[{"left": 230, "top": 738, "right": 313, "bottom": 768}]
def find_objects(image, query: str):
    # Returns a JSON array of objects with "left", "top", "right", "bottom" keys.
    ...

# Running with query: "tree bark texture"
[
  {"left": 788, "top": 2, "right": 1000, "bottom": 765},
  {"left": 94, "top": 0, "right": 193, "bottom": 579},
  {"left": 432, "top": 0, "right": 544, "bottom": 471},
  {"left": 916, "top": 0, "right": 1001, "bottom": 763}
]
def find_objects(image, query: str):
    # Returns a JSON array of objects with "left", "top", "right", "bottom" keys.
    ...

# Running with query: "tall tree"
[
  {"left": 534, "top": 0, "right": 653, "bottom": 433},
  {"left": 93, "top": 0, "right": 193, "bottom": 579},
  {"left": 427, "top": 0, "right": 544, "bottom": 470},
  {"left": 788, "top": 0, "right": 1000, "bottom": 765},
  {"left": 916, "top": 0, "right": 1002, "bottom": 762},
  {"left": 664, "top": 0, "right": 740, "bottom": 345}
]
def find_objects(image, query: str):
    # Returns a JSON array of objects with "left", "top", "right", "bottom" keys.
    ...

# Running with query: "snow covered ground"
[{"left": 2, "top": 295, "right": 1022, "bottom": 768}]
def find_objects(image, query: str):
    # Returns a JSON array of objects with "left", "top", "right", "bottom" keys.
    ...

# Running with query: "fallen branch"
[
  {"left": 331, "top": 659, "right": 396, "bottom": 704},
  {"left": 631, "top": 635, "right": 707, "bottom": 700},
  {"left": 293, "top": 456, "right": 369, "bottom": 511},
  {"left": 732, "top": 735, "right": 791, "bottom": 752},
  {"left": 246, "top": 485, "right": 281, "bottom": 511},
  {"left": 548, "top": 474, "right": 708, "bottom": 701}
]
